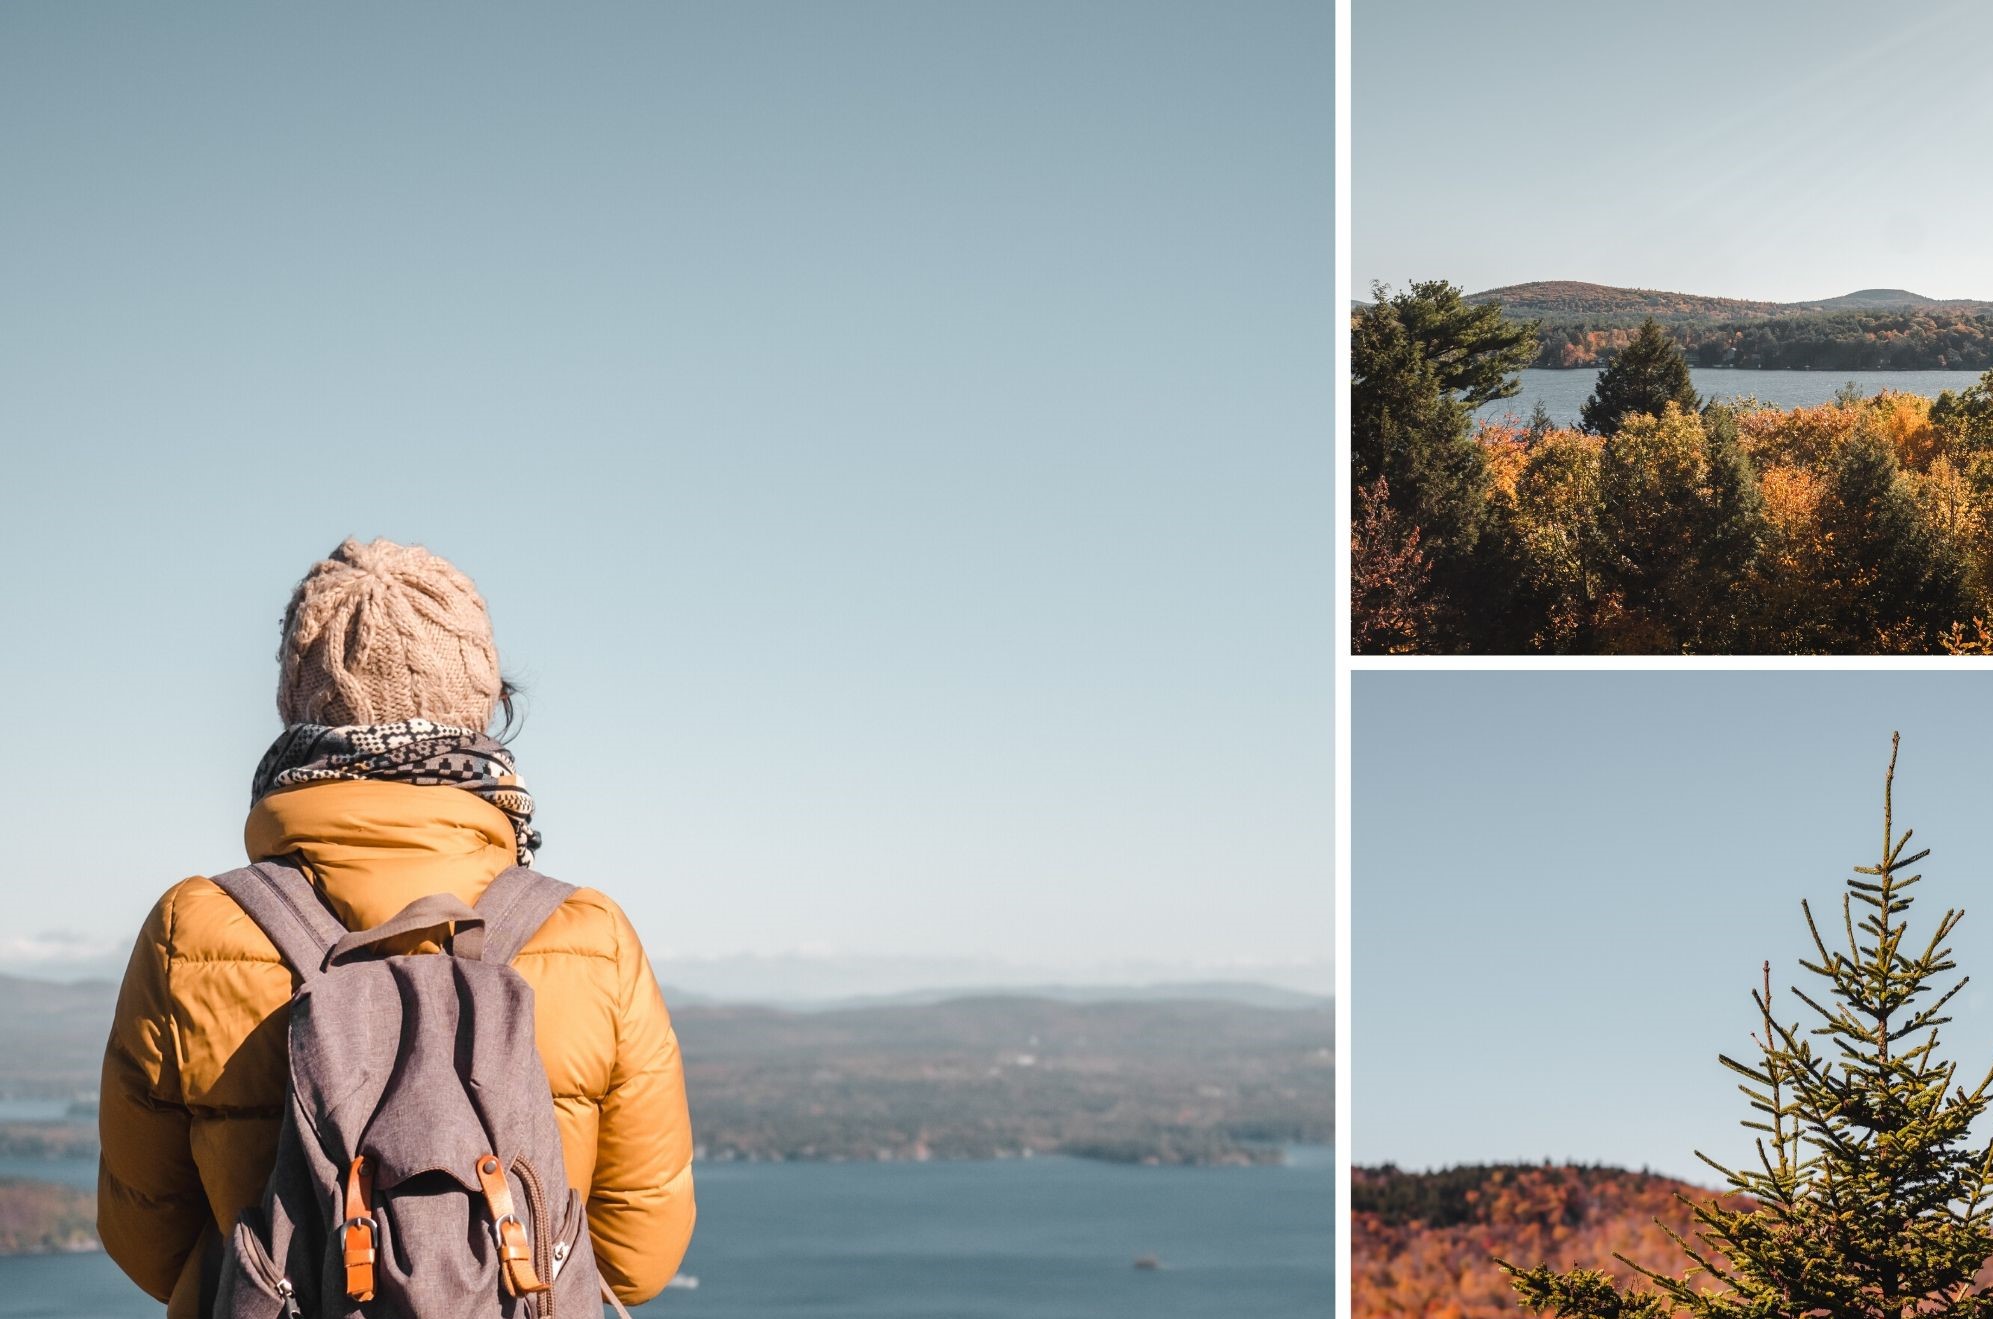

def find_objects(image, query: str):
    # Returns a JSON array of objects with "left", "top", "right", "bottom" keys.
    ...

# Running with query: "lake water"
[
  {"left": 1474, "top": 367, "right": 1989, "bottom": 429},
  {"left": 0, "top": 1149, "right": 1332, "bottom": 1317}
]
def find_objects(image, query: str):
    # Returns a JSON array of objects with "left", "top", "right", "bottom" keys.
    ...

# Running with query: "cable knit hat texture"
[{"left": 277, "top": 538, "right": 501, "bottom": 731}]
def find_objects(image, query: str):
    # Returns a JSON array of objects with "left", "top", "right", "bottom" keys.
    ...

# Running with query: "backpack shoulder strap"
[
  {"left": 209, "top": 859, "right": 348, "bottom": 982},
  {"left": 473, "top": 865, "right": 577, "bottom": 966}
]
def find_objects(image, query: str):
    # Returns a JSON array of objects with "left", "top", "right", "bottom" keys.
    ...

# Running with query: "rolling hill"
[
  {"left": 1450, "top": 280, "right": 1993, "bottom": 370},
  {"left": 1466, "top": 280, "right": 1991, "bottom": 320}
]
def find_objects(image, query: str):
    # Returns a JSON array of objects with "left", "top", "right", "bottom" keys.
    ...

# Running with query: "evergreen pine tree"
[
  {"left": 1581, "top": 319, "right": 1701, "bottom": 437},
  {"left": 1502, "top": 736, "right": 1993, "bottom": 1318},
  {"left": 1686, "top": 403, "right": 1766, "bottom": 650},
  {"left": 1352, "top": 289, "right": 1527, "bottom": 650},
  {"left": 1524, "top": 400, "right": 1557, "bottom": 444}
]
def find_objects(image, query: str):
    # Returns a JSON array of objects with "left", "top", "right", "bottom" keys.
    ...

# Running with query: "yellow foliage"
[
  {"left": 1874, "top": 391, "right": 1943, "bottom": 471},
  {"left": 1476, "top": 421, "right": 1529, "bottom": 502}
]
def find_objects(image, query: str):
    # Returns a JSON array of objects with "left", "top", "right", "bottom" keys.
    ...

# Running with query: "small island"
[{"left": 0, "top": 1178, "right": 97, "bottom": 1255}]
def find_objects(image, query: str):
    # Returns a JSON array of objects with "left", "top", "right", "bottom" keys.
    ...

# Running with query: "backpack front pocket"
[{"left": 216, "top": 1210, "right": 303, "bottom": 1319}]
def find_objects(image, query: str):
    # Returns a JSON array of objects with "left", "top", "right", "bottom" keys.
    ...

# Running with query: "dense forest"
[
  {"left": 1531, "top": 309, "right": 1993, "bottom": 371},
  {"left": 1352, "top": 1164, "right": 1749, "bottom": 1319},
  {"left": 1352, "top": 280, "right": 1993, "bottom": 653}
]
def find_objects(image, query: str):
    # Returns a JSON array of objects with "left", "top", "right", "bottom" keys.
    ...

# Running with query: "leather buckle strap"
[
  {"left": 474, "top": 1154, "right": 549, "bottom": 1296},
  {"left": 342, "top": 1156, "right": 377, "bottom": 1301}
]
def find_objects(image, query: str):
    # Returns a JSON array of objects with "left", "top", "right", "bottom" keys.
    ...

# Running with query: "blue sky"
[
  {"left": 1356, "top": 0, "right": 1993, "bottom": 301},
  {"left": 0, "top": 3, "right": 1332, "bottom": 996},
  {"left": 1354, "top": 670, "right": 1993, "bottom": 1183}
]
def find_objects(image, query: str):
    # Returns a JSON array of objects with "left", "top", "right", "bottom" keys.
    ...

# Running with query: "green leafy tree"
[
  {"left": 1503, "top": 735, "right": 1993, "bottom": 1318},
  {"left": 1590, "top": 403, "right": 1761, "bottom": 649},
  {"left": 1932, "top": 370, "right": 1993, "bottom": 450},
  {"left": 1509, "top": 429, "right": 1608, "bottom": 651},
  {"left": 1596, "top": 404, "right": 1711, "bottom": 621},
  {"left": 1816, "top": 425, "right": 1972, "bottom": 649},
  {"left": 1581, "top": 318, "right": 1701, "bottom": 436}
]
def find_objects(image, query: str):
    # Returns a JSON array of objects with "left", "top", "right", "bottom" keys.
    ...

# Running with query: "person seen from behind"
[{"left": 96, "top": 537, "right": 696, "bottom": 1316}]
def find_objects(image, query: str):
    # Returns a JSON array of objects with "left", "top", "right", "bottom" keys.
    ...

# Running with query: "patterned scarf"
[{"left": 252, "top": 719, "right": 542, "bottom": 865}]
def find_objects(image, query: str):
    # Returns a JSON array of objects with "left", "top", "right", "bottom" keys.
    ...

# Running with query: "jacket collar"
[{"left": 244, "top": 780, "right": 518, "bottom": 929}]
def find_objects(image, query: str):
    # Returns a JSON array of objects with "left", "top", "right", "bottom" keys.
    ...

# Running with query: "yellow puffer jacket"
[{"left": 96, "top": 780, "right": 696, "bottom": 1316}]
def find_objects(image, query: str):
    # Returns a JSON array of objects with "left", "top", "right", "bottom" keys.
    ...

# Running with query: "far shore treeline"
[{"left": 1352, "top": 280, "right": 1993, "bottom": 654}]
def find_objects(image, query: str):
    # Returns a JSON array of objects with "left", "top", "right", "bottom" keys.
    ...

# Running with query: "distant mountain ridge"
[
  {"left": 1443, "top": 280, "right": 1993, "bottom": 370},
  {"left": 0, "top": 975, "right": 1331, "bottom": 1167},
  {"left": 1467, "top": 279, "right": 1991, "bottom": 319},
  {"left": 702, "top": 980, "right": 1332, "bottom": 1013}
]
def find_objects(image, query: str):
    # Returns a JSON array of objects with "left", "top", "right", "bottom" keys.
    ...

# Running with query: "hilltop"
[{"left": 1352, "top": 1163, "right": 1750, "bottom": 1319}]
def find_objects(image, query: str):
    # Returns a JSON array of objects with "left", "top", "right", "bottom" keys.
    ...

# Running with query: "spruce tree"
[
  {"left": 1581, "top": 319, "right": 1701, "bottom": 437},
  {"left": 1525, "top": 400, "right": 1557, "bottom": 444},
  {"left": 1686, "top": 403, "right": 1766, "bottom": 650},
  {"left": 1502, "top": 735, "right": 1993, "bottom": 1318}
]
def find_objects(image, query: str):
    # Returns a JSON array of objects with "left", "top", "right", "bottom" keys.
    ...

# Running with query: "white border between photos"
[{"left": 1334, "top": 0, "right": 1352, "bottom": 1313}]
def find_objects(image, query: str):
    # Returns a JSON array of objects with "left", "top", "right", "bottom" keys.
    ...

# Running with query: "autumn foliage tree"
[
  {"left": 1351, "top": 477, "right": 1436, "bottom": 654},
  {"left": 1503, "top": 736, "right": 1993, "bottom": 1319}
]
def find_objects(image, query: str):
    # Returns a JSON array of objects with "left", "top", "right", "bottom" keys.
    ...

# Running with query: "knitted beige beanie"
[{"left": 277, "top": 537, "right": 502, "bottom": 731}]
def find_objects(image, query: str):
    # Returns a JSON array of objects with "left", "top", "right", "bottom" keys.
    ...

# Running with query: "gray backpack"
[{"left": 208, "top": 859, "right": 628, "bottom": 1319}]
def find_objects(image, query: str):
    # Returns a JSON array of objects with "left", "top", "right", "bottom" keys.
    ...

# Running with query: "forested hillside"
[
  {"left": 1352, "top": 1164, "right": 1748, "bottom": 1319},
  {"left": 1463, "top": 281, "right": 1993, "bottom": 370}
]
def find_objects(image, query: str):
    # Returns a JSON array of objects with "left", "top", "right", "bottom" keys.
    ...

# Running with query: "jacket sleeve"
[
  {"left": 98, "top": 883, "right": 211, "bottom": 1302},
  {"left": 587, "top": 897, "right": 697, "bottom": 1304}
]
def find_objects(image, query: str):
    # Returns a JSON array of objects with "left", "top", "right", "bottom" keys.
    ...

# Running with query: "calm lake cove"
[
  {"left": 0, "top": 1149, "right": 1332, "bottom": 1318},
  {"left": 1474, "top": 367, "right": 1988, "bottom": 430}
]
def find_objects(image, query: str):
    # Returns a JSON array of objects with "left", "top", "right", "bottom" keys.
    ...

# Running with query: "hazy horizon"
[
  {"left": 1356, "top": 0, "right": 1993, "bottom": 302},
  {"left": 0, "top": 943, "right": 1334, "bottom": 1002},
  {"left": 1, "top": 4, "right": 1333, "bottom": 994}
]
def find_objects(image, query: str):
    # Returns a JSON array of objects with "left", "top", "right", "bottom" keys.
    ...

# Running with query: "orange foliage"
[
  {"left": 1352, "top": 1165, "right": 1749, "bottom": 1319},
  {"left": 1734, "top": 401, "right": 1862, "bottom": 470},
  {"left": 1941, "top": 618, "right": 1993, "bottom": 655}
]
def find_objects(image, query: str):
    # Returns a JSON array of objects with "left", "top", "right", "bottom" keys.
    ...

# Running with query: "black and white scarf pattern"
[{"left": 252, "top": 719, "right": 542, "bottom": 865}]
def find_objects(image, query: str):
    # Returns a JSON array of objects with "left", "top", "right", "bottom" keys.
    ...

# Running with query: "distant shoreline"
[{"left": 0, "top": 1146, "right": 1334, "bottom": 1258}]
